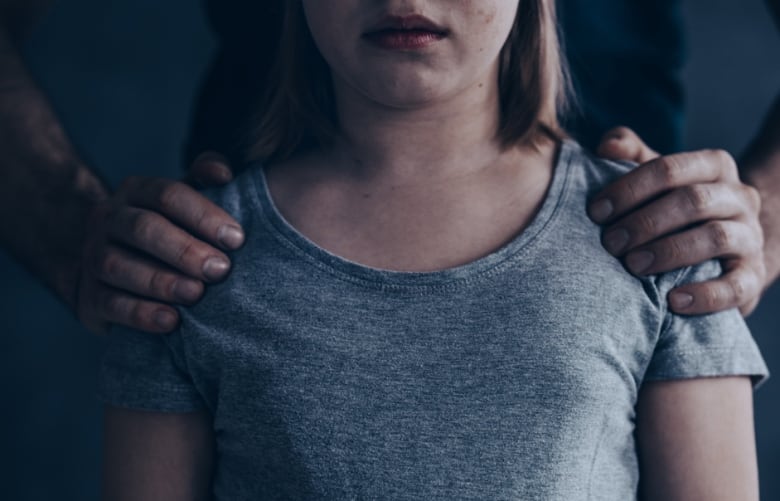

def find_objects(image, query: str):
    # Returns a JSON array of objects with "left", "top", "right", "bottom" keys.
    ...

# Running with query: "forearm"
[
  {"left": 0, "top": 24, "right": 108, "bottom": 311},
  {"left": 103, "top": 407, "right": 214, "bottom": 501},
  {"left": 636, "top": 377, "right": 758, "bottom": 501},
  {"left": 741, "top": 95, "right": 780, "bottom": 288}
]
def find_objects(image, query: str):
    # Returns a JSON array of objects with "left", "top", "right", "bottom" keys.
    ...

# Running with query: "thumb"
[
  {"left": 597, "top": 126, "right": 660, "bottom": 164},
  {"left": 184, "top": 151, "right": 235, "bottom": 188}
]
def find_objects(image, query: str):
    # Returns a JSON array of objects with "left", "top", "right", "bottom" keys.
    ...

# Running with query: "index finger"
[
  {"left": 120, "top": 177, "right": 245, "bottom": 251},
  {"left": 588, "top": 149, "right": 740, "bottom": 224}
]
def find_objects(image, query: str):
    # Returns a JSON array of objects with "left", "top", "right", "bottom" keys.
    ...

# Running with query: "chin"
[{"left": 358, "top": 72, "right": 454, "bottom": 109}]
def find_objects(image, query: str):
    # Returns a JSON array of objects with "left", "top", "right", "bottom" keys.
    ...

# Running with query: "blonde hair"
[{"left": 247, "top": 0, "right": 569, "bottom": 162}]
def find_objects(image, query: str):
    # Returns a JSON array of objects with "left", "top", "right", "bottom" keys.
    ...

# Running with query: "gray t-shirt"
[{"left": 99, "top": 141, "right": 768, "bottom": 500}]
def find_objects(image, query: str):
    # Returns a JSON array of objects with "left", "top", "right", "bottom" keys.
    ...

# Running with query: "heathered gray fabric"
[{"left": 99, "top": 140, "right": 768, "bottom": 500}]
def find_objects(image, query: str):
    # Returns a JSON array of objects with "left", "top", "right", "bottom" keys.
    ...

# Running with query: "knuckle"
[
  {"left": 653, "top": 157, "right": 679, "bottom": 186},
  {"left": 96, "top": 247, "right": 122, "bottom": 279},
  {"left": 101, "top": 292, "right": 126, "bottom": 319},
  {"left": 727, "top": 274, "right": 749, "bottom": 302},
  {"left": 129, "top": 211, "right": 157, "bottom": 242},
  {"left": 709, "top": 148, "right": 738, "bottom": 173},
  {"left": 707, "top": 221, "right": 732, "bottom": 254},
  {"left": 148, "top": 271, "right": 175, "bottom": 298},
  {"left": 663, "top": 236, "right": 690, "bottom": 264},
  {"left": 682, "top": 184, "right": 712, "bottom": 213},
  {"left": 636, "top": 212, "right": 659, "bottom": 236},
  {"left": 743, "top": 185, "right": 762, "bottom": 213},
  {"left": 174, "top": 238, "right": 199, "bottom": 267},
  {"left": 156, "top": 182, "right": 184, "bottom": 213},
  {"left": 743, "top": 261, "right": 764, "bottom": 287},
  {"left": 619, "top": 178, "right": 643, "bottom": 207},
  {"left": 193, "top": 206, "right": 214, "bottom": 233}
]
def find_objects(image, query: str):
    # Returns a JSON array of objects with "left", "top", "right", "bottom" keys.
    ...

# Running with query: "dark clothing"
[
  {"left": 187, "top": 1, "right": 686, "bottom": 165},
  {"left": 558, "top": 0, "right": 686, "bottom": 153},
  {"left": 185, "top": 1, "right": 284, "bottom": 167}
]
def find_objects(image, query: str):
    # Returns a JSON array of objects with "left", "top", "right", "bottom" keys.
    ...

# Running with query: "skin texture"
[
  {"left": 273, "top": 0, "right": 557, "bottom": 273},
  {"left": 0, "top": 3, "right": 244, "bottom": 334},
  {"left": 592, "top": 0, "right": 780, "bottom": 316},
  {"left": 594, "top": 128, "right": 766, "bottom": 316},
  {"left": 636, "top": 377, "right": 759, "bottom": 501},
  {"left": 0, "top": 2, "right": 107, "bottom": 312},
  {"left": 78, "top": 169, "right": 243, "bottom": 334},
  {"left": 303, "top": 0, "right": 519, "bottom": 109},
  {"left": 0, "top": 0, "right": 776, "bottom": 335},
  {"left": 102, "top": 407, "right": 214, "bottom": 501},
  {"left": 104, "top": 3, "right": 761, "bottom": 499}
]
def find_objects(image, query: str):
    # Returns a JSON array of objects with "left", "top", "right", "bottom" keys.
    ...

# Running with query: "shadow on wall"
[{"left": 681, "top": 1, "right": 780, "bottom": 496}]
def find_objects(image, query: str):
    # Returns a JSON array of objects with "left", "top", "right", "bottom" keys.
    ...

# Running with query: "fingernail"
[
  {"left": 218, "top": 225, "right": 245, "bottom": 250},
  {"left": 670, "top": 292, "right": 694, "bottom": 310},
  {"left": 590, "top": 199, "right": 613, "bottom": 222},
  {"left": 172, "top": 280, "right": 203, "bottom": 303},
  {"left": 626, "top": 251, "right": 654, "bottom": 274},
  {"left": 603, "top": 228, "right": 629, "bottom": 254},
  {"left": 154, "top": 310, "right": 177, "bottom": 330},
  {"left": 214, "top": 164, "right": 233, "bottom": 183},
  {"left": 203, "top": 256, "right": 231, "bottom": 281}
]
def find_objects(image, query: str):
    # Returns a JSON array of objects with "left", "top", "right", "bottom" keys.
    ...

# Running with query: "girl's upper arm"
[
  {"left": 635, "top": 377, "right": 759, "bottom": 501},
  {"left": 102, "top": 405, "right": 215, "bottom": 501}
]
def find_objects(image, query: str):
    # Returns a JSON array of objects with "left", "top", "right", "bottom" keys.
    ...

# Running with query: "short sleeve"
[
  {"left": 98, "top": 326, "right": 205, "bottom": 412},
  {"left": 644, "top": 260, "right": 769, "bottom": 388}
]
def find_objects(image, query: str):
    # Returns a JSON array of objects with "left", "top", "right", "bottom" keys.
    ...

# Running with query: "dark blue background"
[{"left": 0, "top": 0, "right": 778, "bottom": 499}]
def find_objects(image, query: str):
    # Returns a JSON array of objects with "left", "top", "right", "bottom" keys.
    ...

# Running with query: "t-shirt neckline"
[{"left": 250, "top": 140, "right": 575, "bottom": 290}]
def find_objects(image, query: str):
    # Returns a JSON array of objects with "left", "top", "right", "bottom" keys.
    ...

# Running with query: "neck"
[{"left": 329, "top": 71, "right": 516, "bottom": 184}]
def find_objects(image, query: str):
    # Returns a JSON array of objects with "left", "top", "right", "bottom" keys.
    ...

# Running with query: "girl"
[{"left": 100, "top": 1, "right": 767, "bottom": 499}]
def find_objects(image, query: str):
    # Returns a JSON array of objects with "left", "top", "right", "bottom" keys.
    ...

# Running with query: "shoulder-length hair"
[{"left": 246, "top": 0, "right": 569, "bottom": 162}]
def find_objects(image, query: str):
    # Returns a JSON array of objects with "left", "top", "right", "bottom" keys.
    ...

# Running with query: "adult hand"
[
  {"left": 589, "top": 127, "right": 765, "bottom": 316},
  {"left": 78, "top": 152, "right": 241, "bottom": 334}
]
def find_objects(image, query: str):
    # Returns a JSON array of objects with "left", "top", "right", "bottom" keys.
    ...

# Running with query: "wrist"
[
  {"left": 47, "top": 162, "right": 109, "bottom": 312},
  {"left": 1, "top": 157, "right": 108, "bottom": 313}
]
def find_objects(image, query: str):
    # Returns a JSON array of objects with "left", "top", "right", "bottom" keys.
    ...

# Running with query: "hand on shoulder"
[
  {"left": 77, "top": 153, "right": 244, "bottom": 334},
  {"left": 588, "top": 127, "right": 766, "bottom": 316}
]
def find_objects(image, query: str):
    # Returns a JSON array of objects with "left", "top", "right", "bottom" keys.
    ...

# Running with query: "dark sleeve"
[
  {"left": 558, "top": 0, "right": 686, "bottom": 153},
  {"left": 98, "top": 326, "right": 205, "bottom": 412}
]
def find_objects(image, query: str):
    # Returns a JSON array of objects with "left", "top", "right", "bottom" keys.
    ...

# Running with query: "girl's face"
[{"left": 302, "top": 0, "right": 520, "bottom": 109}]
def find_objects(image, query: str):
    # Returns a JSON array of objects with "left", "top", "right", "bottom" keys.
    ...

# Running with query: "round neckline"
[{"left": 249, "top": 140, "right": 575, "bottom": 290}]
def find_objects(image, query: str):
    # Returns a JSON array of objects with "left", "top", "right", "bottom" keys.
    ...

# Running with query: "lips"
[
  {"left": 363, "top": 14, "right": 449, "bottom": 50},
  {"left": 365, "top": 14, "right": 449, "bottom": 35}
]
